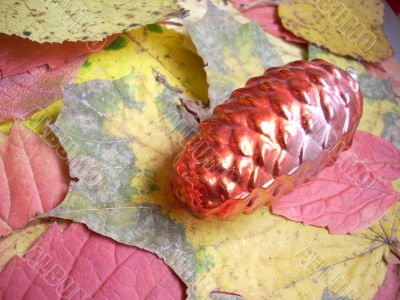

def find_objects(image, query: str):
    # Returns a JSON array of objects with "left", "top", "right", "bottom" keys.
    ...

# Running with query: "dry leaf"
[
  {"left": 278, "top": 0, "right": 393, "bottom": 62},
  {"left": 0, "top": 0, "right": 186, "bottom": 43}
]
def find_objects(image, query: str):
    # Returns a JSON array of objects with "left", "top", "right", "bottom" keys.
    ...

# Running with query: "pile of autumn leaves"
[{"left": 0, "top": 0, "right": 400, "bottom": 299}]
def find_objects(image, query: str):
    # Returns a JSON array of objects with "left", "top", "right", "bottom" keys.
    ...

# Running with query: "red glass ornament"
[{"left": 172, "top": 59, "right": 363, "bottom": 219}]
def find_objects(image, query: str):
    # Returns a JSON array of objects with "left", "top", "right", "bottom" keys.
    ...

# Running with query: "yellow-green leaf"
[
  {"left": 0, "top": 0, "right": 186, "bottom": 43},
  {"left": 279, "top": 0, "right": 393, "bottom": 62}
]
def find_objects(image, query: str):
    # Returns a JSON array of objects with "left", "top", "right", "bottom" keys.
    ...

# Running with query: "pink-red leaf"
[
  {"left": 0, "top": 222, "right": 185, "bottom": 300},
  {"left": 271, "top": 131, "right": 400, "bottom": 234},
  {"left": 362, "top": 61, "right": 389, "bottom": 79},
  {"left": 0, "top": 56, "right": 85, "bottom": 121},
  {"left": 0, "top": 34, "right": 116, "bottom": 78},
  {"left": 372, "top": 264, "right": 400, "bottom": 300},
  {"left": 0, "top": 123, "right": 69, "bottom": 236},
  {"left": 229, "top": 0, "right": 307, "bottom": 43},
  {"left": 349, "top": 131, "right": 400, "bottom": 181}
]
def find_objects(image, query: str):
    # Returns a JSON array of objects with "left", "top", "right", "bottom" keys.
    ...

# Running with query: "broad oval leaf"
[{"left": 0, "top": 123, "right": 69, "bottom": 236}]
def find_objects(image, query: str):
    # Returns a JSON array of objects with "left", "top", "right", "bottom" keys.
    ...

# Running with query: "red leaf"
[
  {"left": 0, "top": 222, "right": 185, "bottom": 300},
  {"left": 229, "top": 0, "right": 307, "bottom": 44},
  {"left": 0, "top": 123, "right": 69, "bottom": 236},
  {"left": 349, "top": 131, "right": 400, "bottom": 181},
  {"left": 372, "top": 264, "right": 400, "bottom": 300},
  {"left": 271, "top": 131, "right": 400, "bottom": 234},
  {"left": 362, "top": 61, "right": 389, "bottom": 79},
  {"left": 0, "top": 56, "right": 85, "bottom": 121},
  {"left": 0, "top": 34, "right": 117, "bottom": 78}
]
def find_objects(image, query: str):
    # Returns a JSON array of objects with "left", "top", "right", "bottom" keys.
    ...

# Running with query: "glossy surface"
[{"left": 172, "top": 59, "right": 363, "bottom": 219}]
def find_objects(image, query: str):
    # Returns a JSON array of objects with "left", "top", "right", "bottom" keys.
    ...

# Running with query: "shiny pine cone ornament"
[{"left": 172, "top": 59, "right": 363, "bottom": 219}]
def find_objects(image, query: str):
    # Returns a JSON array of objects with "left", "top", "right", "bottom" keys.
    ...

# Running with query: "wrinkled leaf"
[
  {"left": 0, "top": 33, "right": 117, "bottom": 78},
  {"left": 44, "top": 10, "right": 400, "bottom": 298},
  {"left": 272, "top": 131, "right": 400, "bottom": 233},
  {"left": 0, "top": 56, "right": 85, "bottom": 122},
  {"left": 372, "top": 264, "right": 400, "bottom": 300},
  {"left": 186, "top": 2, "right": 283, "bottom": 111},
  {"left": 0, "top": 122, "right": 69, "bottom": 236},
  {"left": 308, "top": 45, "right": 400, "bottom": 149},
  {"left": 278, "top": 0, "right": 393, "bottom": 62},
  {"left": 0, "top": 223, "right": 185, "bottom": 299},
  {"left": 0, "top": 0, "right": 186, "bottom": 43},
  {"left": 230, "top": 0, "right": 307, "bottom": 43}
]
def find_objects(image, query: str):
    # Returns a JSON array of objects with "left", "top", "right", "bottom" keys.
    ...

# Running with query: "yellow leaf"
[
  {"left": 182, "top": 202, "right": 398, "bottom": 299},
  {"left": 0, "top": 0, "right": 185, "bottom": 43},
  {"left": 279, "top": 0, "right": 393, "bottom": 62},
  {"left": 76, "top": 26, "right": 208, "bottom": 103}
]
